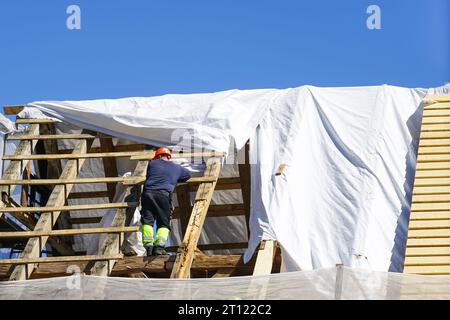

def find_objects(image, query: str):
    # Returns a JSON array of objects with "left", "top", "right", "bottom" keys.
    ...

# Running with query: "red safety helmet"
[{"left": 152, "top": 147, "right": 172, "bottom": 160}]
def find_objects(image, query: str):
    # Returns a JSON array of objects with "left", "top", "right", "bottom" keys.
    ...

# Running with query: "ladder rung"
[
  {"left": 0, "top": 202, "right": 138, "bottom": 213},
  {"left": 0, "top": 254, "right": 124, "bottom": 265},
  {"left": 0, "top": 226, "right": 139, "bottom": 238}
]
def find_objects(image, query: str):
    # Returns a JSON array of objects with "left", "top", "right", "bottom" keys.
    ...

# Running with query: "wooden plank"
[
  {"left": 3, "top": 151, "right": 142, "bottom": 161},
  {"left": 0, "top": 202, "right": 138, "bottom": 213},
  {"left": 8, "top": 135, "right": 93, "bottom": 281},
  {"left": 408, "top": 229, "right": 450, "bottom": 238},
  {"left": 408, "top": 220, "right": 450, "bottom": 229},
  {"left": 253, "top": 240, "right": 276, "bottom": 275},
  {"left": 0, "top": 177, "right": 140, "bottom": 186},
  {"left": 89, "top": 161, "right": 148, "bottom": 277},
  {"left": 406, "top": 246, "right": 450, "bottom": 256},
  {"left": 418, "top": 147, "right": 450, "bottom": 155},
  {"left": 0, "top": 226, "right": 139, "bottom": 238},
  {"left": 100, "top": 138, "right": 119, "bottom": 202},
  {"left": 412, "top": 194, "right": 450, "bottom": 203},
  {"left": 166, "top": 242, "right": 248, "bottom": 252},
  {"left": 413, "top": 185, "right": 450, "bottom": 195},
  {"left": 407, "top": 238, "right": 450, "bottom": 247},
  {"left": 411, "top": 202, "right": 450, "bottom": 212},
  {"left": 424, "top": 95, "right": 450, "bottom": 105},
  {"left": 7, "top": 134, "right": 112, "bottom": 141},
  {"left": 422, "top": 118, "right": 450, "bottom": 125},
  {"left": 414, "top": 178, "right": 450, "bottom": 186},
  {"left": 410, "top": 211, "right": 450, "bottom": 220},
  {"left": 415, "top": 169, "right": 450, "bottom": 178},
  {"left": 420, "top": 131, "right": 450, "bottom": 139},
  {"left": 130, "top": 151, "right": 226, "bottom": 161},
  {"left": 422, "top": 109, "right": 450, "bottom": 117},
  {"left": 421, "top": 124, "right": 450, "bottom": 132},
  {"left": 0, "top": 254, "right": 123, "bottom": 265},
  {"left": 238, "top": 141, "right": 251, "bottom": 238},
  {"left": 419, "top": 139, "right": 450, "bottom": 147},
  {"left": 121, "top": 175, "right": 217, "bottom": 187},
  {"left": 403, "top": 265, "right": 450, "bottom": 275},
  {"left": 416, "top": 162, "right": 450, "bottom": 170},
  {"left": 16, "top": 119, "right": 58, "bottom": 124},
  {"left": 417, "top": 154, "right": 450, "bottom": 163},
  {"left": 404, "top": 256, "right": 450, "bottom": 266},
  {"left": 3, "top": 105, "right": 24, "bottom": 115},
  {"left": 59, "top": 143, "right": 145, "bottom": 154},
  {"left": 170, "top": 157, "right": 222, "bottom": 279}
]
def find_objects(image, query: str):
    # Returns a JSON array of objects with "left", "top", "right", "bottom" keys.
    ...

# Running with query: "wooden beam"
[
  {"left": 0, "top": 226, "right": 139, "bottom": 238},
  {"left": 0, "top": 254, "right": 123, "bottom": 265},
  {"left": 3, "top": 105, "right": 24, "bottom": 115},
  {"left": 424, "top": 95, "right": 450, "bottom": 105},
  {"left": 100, "top": 138, "right": 119, "bottom": 202},
  {"left": 130, "top": 151, "right": 226, "bottom": 161},
  {"left": 89, "top": 161, "right": 148, "bottom": 277},
  {"left": 8, "top": 135, "right": 93, "bottom": 281},
  {"left": 166, "top": 242, "right": 248, "bottom": 252},
  {"left": 0, "top": 202, "right": 138, "bottom": 213},
  {"left": 238, "top": 141, "right": 251, "bottom": 238},
  {"left": 3, "top": 151, "right": 142, "bottom": 161},
  {"left": 7, "top": 134, "right": 112, "bottom": 141},
  {"left": 0, "top": 177, "right": 141, "bottom": 186},
  {"left": 170, "top": 157, "right": 222, "bottom": 279},
  {"left": 16, "top": 118, "right": 58, "bottom": 125},
  {"left": 252, "top": 240, "right": 277, "bottom": 275}
]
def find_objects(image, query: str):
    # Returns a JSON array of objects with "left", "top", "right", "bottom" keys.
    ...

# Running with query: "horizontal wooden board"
[
  {"left": 15, "top": 119, "right": 58, "bottom": 125},
  {"left": 403, "top": 265, "right": 450, "bottom": 275},
  {"left": 3, "top": 151, "right": 143, "bottom": 161},
  {"left": 410, "top": 211, "right": 450, "bottom": 220},
  {"left": 7, "top": 134, "right": 111, "bottom": 141},
  {"left": 407, "top": 238, "right": 450, "bottom": 247},
  {"left": 404, "top": 255, "right": 450, "bottom": 266},
  {"left": 413, "top": 185, "right": 450, "bottom": 195},
  {"left": 411, "top": 202, "right": 450, "bottom": 211},
  {"left": 415, "top": 170, "right": 450, "bottom": 178},
  {"left": 0, "top": 254, "right": 124, "bottom": 265},
  {"left": 408, "top": 229, "right": 450, "bottom": 238},
  {"left": 418, "top": 147, "right": 450, "bottom": 155},
  {"left": 0, "top": 177, "right": 139, "bottom": 186},
  {"left": 417, "top": 154, "right": 450, "bottom": 163},
  {"left": 0, "top": 202, "right": 138, "bottom": 213},
  {"left": 412, "top": 194, "right": 450, "bottom": 203},
  {"left": 406, "top": 246, "right": 450, "bottom": 256},
  {"left": 419, "top": 139, "right": 450, "bottom": 147},
  {"left": 422, "top": 109, "right": 450, "bottom": 117},
  {"left": 408, "top": 220, "right": 450, "bottom": 229},
  {"left": 416, "top": 162, "right": 450, "bottom": 170},
  {"left": 420, "top": 131, "right": 450, "bottom": 139},
  {"left": 0, "top": 226, "right": 139, "bottom": 238},
  {"left": 421, "top": 124, "right": 450, "bottom": 132},
  {"left": 422, "top": 118, "right": 450, "bottom": 125},
  {"left": 3, "top": 106, "right": 24, "bottom": 115}
]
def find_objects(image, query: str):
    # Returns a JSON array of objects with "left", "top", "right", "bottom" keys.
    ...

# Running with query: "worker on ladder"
[{"left": 141, "top": 147, "right": 191, "bottom": 256}]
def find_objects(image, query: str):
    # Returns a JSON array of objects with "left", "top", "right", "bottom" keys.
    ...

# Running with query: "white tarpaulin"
[
  {"left": 20, "top": 84, "right": 449, "bottom": 273},
  {"left": 2, "top": 266, "right": 450, "bottom": 300}
]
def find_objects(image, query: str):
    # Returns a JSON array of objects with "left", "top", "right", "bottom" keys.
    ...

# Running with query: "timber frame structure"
[{"left": 0, "top": 106, "right": 281, "bottom": 281}]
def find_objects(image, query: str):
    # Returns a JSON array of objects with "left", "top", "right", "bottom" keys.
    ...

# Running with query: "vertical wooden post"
[{"left": 238, "top": 141, "right": 251, "bottom": 238}]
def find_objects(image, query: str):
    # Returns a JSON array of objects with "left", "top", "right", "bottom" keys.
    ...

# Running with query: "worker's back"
[{"left": 144, "top": 159, "right": 191, "bottom": 193}]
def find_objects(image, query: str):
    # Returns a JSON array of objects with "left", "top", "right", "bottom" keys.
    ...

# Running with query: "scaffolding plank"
[
  {"left": 0, "top": 254, "right": 123, "bottom": 265},
  {"left": 7, "top": 134, "right": 112, "bottom": 141},
  {"left": 407, "top": 238, "right": 450, "bottom": 247},
  {"left": 408, "top": 220, "right": 450, "bottom": 229},
  {"left": 406, "top": 246, "right": 450, "bottom": 256},
  {"left": 0, "top": 177, "right": 139, "bottom": 186},
  {"left": 408, "top": 229, "right": 450, "bottom": 238},
  {"left": 0, "top": 202, "right": 138, "bottom": 213},
  {"left": 3, "top": 151, "right": 142, "bottom": 161},
  {"left": 0, "top": 226, "right": 138, "bottom": 238},
  {"left": 15, "top": 119, "right": 58, "bottom": 124}
]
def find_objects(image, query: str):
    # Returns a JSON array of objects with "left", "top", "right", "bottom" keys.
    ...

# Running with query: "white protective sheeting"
[
  {"left": 23, "top": 84, "right": 442, "bottom": 272},
  {"left": 1, "top": 266, "right": 450, "bottom": 300}
]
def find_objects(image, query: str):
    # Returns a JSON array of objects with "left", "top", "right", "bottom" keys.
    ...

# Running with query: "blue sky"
[{"left": 0, "top": 0, "right": 448, "bottom": 110}]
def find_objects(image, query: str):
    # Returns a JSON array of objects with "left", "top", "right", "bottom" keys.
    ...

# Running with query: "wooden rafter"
[{"left": 170, "top": 157, "right": 222, "bottom": 279}]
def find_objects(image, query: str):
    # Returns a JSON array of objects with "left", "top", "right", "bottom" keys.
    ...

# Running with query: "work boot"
[
  {"left": 144, "top": 244, "right": 154, "bottom": 257},
  {"left": 152, "top": 245, "right": 167, "bottom": 256}
]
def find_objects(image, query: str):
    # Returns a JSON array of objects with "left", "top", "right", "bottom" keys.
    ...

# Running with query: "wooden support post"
[
  {"left": 100, "top": 138, "right": 119, "bottom": 202},
  {"left": 238, "top": 141, "right": 251, "bottom": 238},
  {"left": 252, "top": 240, "right": 277, "bottom": 276},
  {"left": 170, "top": 157, "right": 222, "bottom": 279},
  {"left": 176, "top": 183, "right": 191, "bottom": 237},
  {"left": 8, "top": 135, "right": 93, "bottom": 281},
  {"left": 89, "top": 160, "right": 148, "bottom": 277}
]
